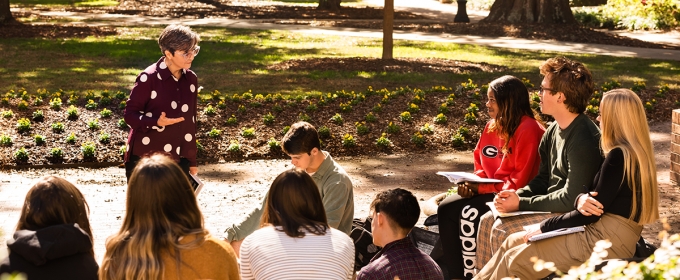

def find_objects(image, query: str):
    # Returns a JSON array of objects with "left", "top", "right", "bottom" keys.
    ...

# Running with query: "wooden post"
[
  {"left": 672, "top": 109, "right": 680, "bottom": 185},
  {"left": 382, "top": 0, "right": 394, "bottom": 60}
]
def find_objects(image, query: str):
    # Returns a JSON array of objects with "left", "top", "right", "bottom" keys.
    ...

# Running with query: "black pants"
[
  {"left": 125, "top": 155, "right": 191, "bottom": 182},
  {"left": 437, "top": 193, "right": 494, "bottom": 279}
]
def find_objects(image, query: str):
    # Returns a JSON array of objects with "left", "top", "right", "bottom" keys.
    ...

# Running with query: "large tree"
[
  {"left": 481, "top": 0, "right": 577, "bottom": 24},
  {"left": 318, "top": 0, "right": 341, "bottom": 10},
  {"left": 382, "top": 0, "right": 393, "bottom": 59},
  {"left": 0, "top": 0, "right": 13, "bottom": 25}
]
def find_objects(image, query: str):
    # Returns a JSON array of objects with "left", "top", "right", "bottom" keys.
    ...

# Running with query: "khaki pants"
[{"left": 474, "top": 214, "right": 642, "bottom": 280}]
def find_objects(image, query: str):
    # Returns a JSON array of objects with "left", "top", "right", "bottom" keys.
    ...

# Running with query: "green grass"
[{"left": 0, "top": 26, "right": 678, "bottom": 96}]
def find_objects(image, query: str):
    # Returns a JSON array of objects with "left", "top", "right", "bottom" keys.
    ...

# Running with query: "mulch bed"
[{"left": 267, "top": 57, "right": 508, "bottom": 74}]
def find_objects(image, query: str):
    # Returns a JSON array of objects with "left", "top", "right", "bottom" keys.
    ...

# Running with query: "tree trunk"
[
  {"left": 0, "top": 0, "right": 13, "bottom": 25},
  {"left": 317, "top": 0, "right": 341, "bottom": 10},
  {"left": 481, "top": 0, "right": 576, "bottom": 24},
  {"left": 382, "top": 0, "right": 394, "bottom": 60}
]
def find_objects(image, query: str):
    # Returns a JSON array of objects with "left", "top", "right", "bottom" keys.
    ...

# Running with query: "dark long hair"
[
  {"left": 262, "top": 169, "right": 328, "bottom": 238},
  {"left": 16, "top": 176, "right": 94, "bottom": 257},
  {"left": 488, "top": 75, "right": 541, "bottom": 153}
]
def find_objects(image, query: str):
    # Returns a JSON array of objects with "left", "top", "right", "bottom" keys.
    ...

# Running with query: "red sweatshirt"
[{"left": 473, "top": 116, "right": 545, "bottom": 194}]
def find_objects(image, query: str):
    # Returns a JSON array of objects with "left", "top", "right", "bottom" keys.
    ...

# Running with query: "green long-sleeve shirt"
[
  {"left": 516, "top": 114, "right": 603, "bottom": 212},
  {"left": 225, "top": 151, "right": 355, "bottom": 241}
]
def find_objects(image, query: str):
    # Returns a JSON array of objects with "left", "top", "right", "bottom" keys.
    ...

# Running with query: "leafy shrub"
[
  {"left": 217, "top": 100, "right": 227, "bottom": 109},
  {"left": 376, "top": 133, "right": 392, "bottom": 149},
  {"left": 241, "top": 127, "right": 256, "bottom": 138},
  {"left": 99, "top": 96, "right": 111, "bottom": 106},
  {"left": 65, "top": 132, "right": 77, "bottom": 144},
  {"left": 115, "top": 91, "right": 126, "bottom": 100},
  {"left": 282, "top": 125, "right": 291, "bottom": 135},
  {"left": 0, "top": 134, "right": 13, "bottom": 146},
  {"left": 330, "top": 113, "right": 343, "bottom": 125},
  {"left": 434, "top": 113, "right": 448, "bottom": 124},
  {"left": 1, "top": 110, "right": 13, "bottom": 119},
  {"left": 306, "top": 103, "right": 318, "bottom": 112},
  {"left": 50, "top": 97, "right": 62, "bottom": 110},
  {"left": 208, "top": 128, "right": 221, "bottom": 138},
  {"left": 339, "top": 102, "right": 352, "bottom": 112},
  {"left": 601, "top": 79, "right": 622, "bottom": 92},
  {"left": 446, "top": 94, "right": 456, "bottom": 106},
  {"left": 99, "top": 131, "right": 111, "bottom": 143},
  {"left": 268, "top": 137, "right": 280, "bottom": 151},
  {"left": 356, "top": 122, "right": 370, "bottom": 135},
  {"left": 16, "top": 118, "right": 31, "bottom": 133},
  {"left": 574, "top": 0, "right": 680, "bottom": 30},
  {"left": 298, "top": 113, "right": 311, "bottom": 122},
  {"left": 17, "top": 100, "right": 28, "bottom": 111},
  {"left": 14, "top": 147, "right": 29, "bottom": 162},
  {"left": 466, "top": 103, "right": 480, "bottom": 114},
  {"left": 66, "top": 105, "right": 79, "bottom": 120},
  {"left": 372, "top": 104, "right": 383, "bottom": 113},
  {"left": 226, "top": 115, "right": 238, "bottom": 126},
  {"left": 32, "top": 110, "right": 44, "bottom": 121},
  {"left": 85, "top": 99, "right": 97, "bottom": 110},
  {"left": 50, "top": 147, "right": 63, "bottom": 159},
  {"left": 411, "top": 132, "right": 425, "bottom": 147},
  {"left": 87, "top": 119, "right": 100, "bottom": 130},
  {"left": 342, "top": 133, "right": 356, "bottom": 147},
  {"left": 241, "top": 91, "right": 253, "bottom": 100},
  {"left": 438, "top": 103, "right": 449, "bottom": 114},
  {"left": 451, "top": 133, "right": 465, "bottom": 148},
  {"left": 272, "top": 103, "right": 283, "bottom": 113},
  {"left": 644, "top": 101, "right": 654, "bottom": 111},
  {"left": 227, "top": 140, "right": 240, "bottom": 152},
  {"left": 117, "top": 118, "right": 127, "bottom": 129},
  {"left": 100, "top": 108, "right": 112, "bottom": 118},
  {"left": 386, "top": 122, "right": 401, "bottom": 134},
  {"left": 34, "top": 134, "right": 45, "bottom": 145},
  {"left": 318, "top": 125, "right": 331, "bottom": 138},
  {"left": 118, "top": 100, "right": 127, "bottom": 109},
  {"left": 461, "top": 78, "right": 478, "bottom": 91},
  {"left": 521, "top": 77, "right": 534, "bottom": 88},
  {"left": 457, "top": 126, "right": 471, "bottom": 138},
  {"left": 81, "top": 141, "right": 96, "bottom": 158},
  {"left": 658, "top": 83, "right": 670, "bottom": 97},
  {"left": 119, "top": 145, "right": 126, "bottom": 156},
  {"left": 237, "top": 104, "right": 246, "bottom": 113},
  {"left": 399, "top": 111, "right": 412, "bottom": 123},
  {"left": 204, "top": 105, "right": 217, "bottom": 116},
  {"left": 586, "top": 105, "right": 599, "bottom": 115},
  {"left": 263, "top": 112, "right": 275, "bottom": 125},
  {"left": 407, "top": 103, "right": 420, "bottom": 113},
  {"left": 464, "top": 112, "right": 477, "bottom": 124},
  {"left": 631, "top": 80, "right": 646, "bottom": 93},
  {"left": 365, "top": 112, "right": 377, "bottom": 123},
  {"left": 420, "top": 123, "right": 434, "bottom": 134}
]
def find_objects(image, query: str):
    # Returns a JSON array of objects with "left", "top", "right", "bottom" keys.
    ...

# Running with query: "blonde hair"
[
  {"left": 99, "top": 154, "right": 207, "bottom": 280},
  {"left": 600, "top": 89, "right": 658, "bottom": 225}
]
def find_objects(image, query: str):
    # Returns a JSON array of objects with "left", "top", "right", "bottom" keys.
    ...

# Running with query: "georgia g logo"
[{"left": 482, "top": 145, "right": 498, "bottom": 158}]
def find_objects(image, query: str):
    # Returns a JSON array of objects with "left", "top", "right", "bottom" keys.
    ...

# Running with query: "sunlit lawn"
[{"left": 0, "top": 26, "right": 678, "bottom": 96}]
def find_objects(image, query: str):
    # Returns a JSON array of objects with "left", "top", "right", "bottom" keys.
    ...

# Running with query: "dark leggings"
[
  {"left": 125, "top": 155, "right": 191, "bottom": 182},
  {"left": 437, "top": 193, "right": 495, "bottom": 279}
]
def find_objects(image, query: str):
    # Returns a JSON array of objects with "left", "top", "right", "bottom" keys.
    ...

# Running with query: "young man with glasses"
[
  {"left": 474, "top": 56, "right": 604, "bottom": 272},
  {"left": 123, "top": 24, "right": 201, "bottom": 182}
]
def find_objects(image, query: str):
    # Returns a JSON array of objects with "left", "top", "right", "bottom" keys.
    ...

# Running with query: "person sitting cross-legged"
[{"left": 356, "top": 188, "right": 444, "bottom": 280}]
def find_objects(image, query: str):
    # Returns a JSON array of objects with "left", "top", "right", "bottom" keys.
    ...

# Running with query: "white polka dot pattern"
[
  {"left": 157, "top": 73, "right": 162, "bottom": 80},
  {"left": 190, "top": 84, "right": 196, "bottom": 93},
  {"left": 182, "top": 104, "right": 189, "bottom": 112},
  {"left": 176, "top": 147, "right": 180, "bottom": 155},
  {"left": 151, "top": 91, "right": 157, "bottom": 99},
  {"left": 164, "top": 144, "right": 172, "bottom": 152},
  {"left": 145, "top": 112, "right": 152, "bottom": 118},
  {"left": 152, "top": 126, "right": 165, "bottom": 132},
  {"left": 160, "top": 61, "right": 167, "bottom": 69},
  {"left": 142, "top": 137, "right": 150, "bottom": 145},
  {"left": 185, "top": 134, "right": 192, "bottom": 142},
  {"left": 140, "top": 74, "right": 147, "bottom": 82},
  {"left": 171, "top": 101, "right": 177, "bottom": 109}
]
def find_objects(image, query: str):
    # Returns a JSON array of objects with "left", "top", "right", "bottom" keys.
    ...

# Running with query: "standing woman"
[
  {"left": 239, "top": 169, "right": 355, "bottom": 280},
  {"left": 99, "top": 154, "right": 239, "bottom": 280},
  {"left": 123, "top": 24, "right": 201, "bottom": 181},
  {"left": 0, "top": 176, "right": 98, "bottom": 279},
  {"left": 474, "top": 88, "right": 659, "bottom": 279},
  {"left": 437, "top": 75, "right": 545, "bottom": 279}
]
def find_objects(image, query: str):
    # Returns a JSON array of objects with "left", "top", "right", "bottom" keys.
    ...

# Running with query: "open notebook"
[
  {"left": 436, "top": 171, "right": 504, "bottom": 184},
  {"left": 486, "top": 202, "right": 550, "bottom": 219},
  {"left": 525, "top": 225, "right": 585, "bottom": 242}
]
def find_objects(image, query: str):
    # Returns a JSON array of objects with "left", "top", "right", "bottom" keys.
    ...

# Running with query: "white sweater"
[{"left": 240, "top": 226, "right": 355, "bottom": 280}]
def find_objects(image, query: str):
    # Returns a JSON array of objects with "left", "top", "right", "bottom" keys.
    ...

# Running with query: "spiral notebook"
[{"left": 526, "top": 226, "right": 585, "bottom": 242}]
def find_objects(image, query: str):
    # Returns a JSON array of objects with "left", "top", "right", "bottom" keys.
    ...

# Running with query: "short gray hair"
[{"left": 158, "top": 24, "right": 200, "bottom": 56}]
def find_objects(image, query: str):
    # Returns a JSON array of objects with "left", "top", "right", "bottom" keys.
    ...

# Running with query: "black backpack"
[{"left": 350, "top": 217, "right": 381, "bottom": 271}]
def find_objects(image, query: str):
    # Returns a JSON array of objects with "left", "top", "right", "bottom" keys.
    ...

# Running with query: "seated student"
[
  {"left": 0, "top": 176, "right": 98, "bottom": 280},
  {"left": 226, "top": 121, "right": 354, "bottom": 255},
  {"left": 99, "top": 154, "right": 239, "bottom": 280},
  {"left": 239, "top": 169, "right": 355, "bottom": 280},
  {"left": 357, "top": 188, "right": 443, "bottom": 280},
  {"left": 475, "top": 56, "right": 604, "bottom": 269},
  {"left": 437, "top": 75, "right": 545, "bottom": 279},
  {"left": 474, "top": 88, "right": 659, "bottom": 279}
]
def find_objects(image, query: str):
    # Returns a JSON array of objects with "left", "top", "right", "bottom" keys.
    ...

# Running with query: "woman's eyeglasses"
[{"left": 180, "top": 46, "right": 200, "bottom": 60}]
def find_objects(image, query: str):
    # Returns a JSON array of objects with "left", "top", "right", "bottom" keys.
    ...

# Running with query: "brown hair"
[
  {"left": 281, "top": 122, "right": 321, "bottom": 155},
  {"left": 369, "top": 188, "right": 420, "bottom": 235},
  {"left": 158, "top": 24, "right": 200, "bottom": 56},
  {"left": 16, "top": 176, "right": 93, "bottom": 256},
  {"left": 261, "top": 169, "right": 328, "bottom": 238},
  {"left": 100, "top": 154, "right": 207, "bottom": 280},
  {"left": 487, "top": 75, "right": 542, "bottom": 153},
  {"left": 539, "top": 56, "right": 594, "bottom": 114}
]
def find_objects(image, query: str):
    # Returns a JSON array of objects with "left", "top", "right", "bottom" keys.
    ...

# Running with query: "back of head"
[
  {"left": 281, "top": 122, "right": 321, "bottom": 155},
  {"left": 100, "top": 154, "right": 206, "bottom": 280},
  {"left": 370, "top": 188, "right": 420, "bottom": 234},
  {"left": 158, "top": 24, "right": 200, "bottom": 56},
  {"left": 488, "top": 75, "right": 538, "bottom": 151},
  {"left": 16, "top": 176, "right": 93, "bottom": 255},
  {"left": 262, "top": 169, "right": 328, "bottom": 238},
  {"left": 539, "top": 56, "right": 594, "bottom": 114},
  {"left": 600, "top": 88, "right": 658, "bottom": 224}
]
